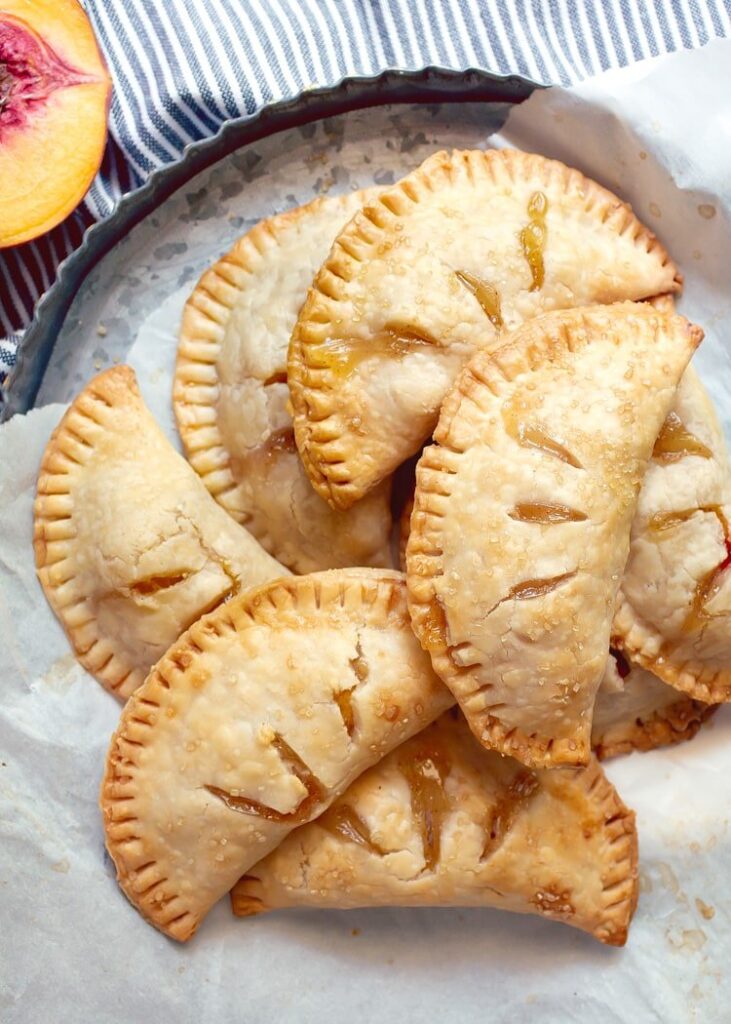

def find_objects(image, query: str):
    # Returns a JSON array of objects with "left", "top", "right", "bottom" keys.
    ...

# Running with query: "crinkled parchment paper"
[{"left": 2, "top": 40, "right": 731, "bottom": 1024}]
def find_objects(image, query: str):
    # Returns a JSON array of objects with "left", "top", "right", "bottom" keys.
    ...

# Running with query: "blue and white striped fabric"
[{"left": 2, "top": 0, "right": 730, "bottom": 394}]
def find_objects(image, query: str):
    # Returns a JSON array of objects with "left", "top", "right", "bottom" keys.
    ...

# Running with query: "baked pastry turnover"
[
  {"left": 174, "top": 190, "right": 393, "bottom": 574},
  {"left": 407, "top": 304, "right": 700, "bottom": 769},
  {"left": 405, "top": 500, "right": 712, "bottom": 757},
  {"left": 289, "top": 149, "right": 681, "bottom": 510},
  {"left": 231, "top": 710, "right": 638, "bottom": 946},
  {"left": 592, "top": 650, "right": 715, "bottom": 760},
  {"left": 101, "top": 570, "right": 453, "bottom": 941},
  {"left": 405, "top": 490, "right": 713, "bottom": 759},
  {"left": 399, "top": 364, "right": 731, "bottom": 712},
  {"left": 34, "top": 366, "right": 285, "bottom": 699},
  {"left": 614, "top": 366, "right": 731, "bottom": 701}
]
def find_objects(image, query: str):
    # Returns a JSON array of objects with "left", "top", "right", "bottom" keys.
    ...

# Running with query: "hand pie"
[
  {"left": 399, "top": 496, "right": 712, "bottom": 760},
  {"left": 288, "top": 148, "right": 680, "bottom": 510},
  {"left": 231, "top": 710, "right": 637, "bottom": 946},
  {"left": 592, "top": 649, "right": 715, "bottom": 760},
  {"left": 101, "top": 570, "right": 453, "bottom": 941},
  {"left": 400, "top": 363, "right": 731, "bottom": 708},
  {"left": 174, "top": 189, "right": 394, "bottom": 574},
  {"left": 614, "top": 366, "right": 731, "bottom": 701},
  {"left": 407, "top": 304, "right": 700, "bottom": 769},
  {"left": 34, "top": 366, "right": 285, "bottom": 699}
]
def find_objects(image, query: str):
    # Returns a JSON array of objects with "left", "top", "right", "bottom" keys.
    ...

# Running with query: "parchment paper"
[{"left": 2, "top": 40, "right": 731, "bottom": 1024}]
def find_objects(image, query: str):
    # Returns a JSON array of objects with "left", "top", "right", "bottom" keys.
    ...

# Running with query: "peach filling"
[
  {"left": 503, "top": 415, "right": 583, "bottom": 469},
  {"left": 652, "top": 412, "right": 712, "bottom": 462},
  {"left": 455, "top": 269, "right": 504, "bottom": 329},
  {"left": 648, "top": 505, "right": 729, "bottom": 535},
  {"left": 682, "top": 537, "right": 731, "bottom": 636},
  {"left": 481, "top": 769, "right": 538, "bottom": 860},
  {"left": 205, "top": 734, "right": 324, "bottom": 824},
  {"left": 508, "top": 571, "right": 575, "bottom": 601},
  {"left": 242, "top": 428, "right": 297, "bottom": 475},
  {"left": 419, "top": 597, "right": 448, "bottom": 652},
  {"left": 321, "top": 804, "right": 387, "bottom": 856},
  {"left": 519, "top": 191, "right": 548, "bottom": 291},
  {"left": 399, "top": 743, "right": 450, "bottom": 871},
  {"left": 509, "top": 502, "right": 587, "bottom": 524},
  {"left": 334, "top": 687, "right": 356, "bottom": 737},
  {"left": 310, "top": 325, "right": 437, "bottom": 380}
]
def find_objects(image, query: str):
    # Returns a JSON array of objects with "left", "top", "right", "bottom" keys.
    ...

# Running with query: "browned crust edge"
[
  {"left": 33, "top": 365, "right": 147, "bottom": 700},
  {"left": 398, "top": 494, "right": 414, "bottom": 573},
  {"left": 593, "top": 695, "right": 717, "bottom": 760},
  {"left": 614, "top": 598, "right": 731, "bottom": 703},
  {"left": 580, "top": 757, "right": 639, "bottom": 946}
]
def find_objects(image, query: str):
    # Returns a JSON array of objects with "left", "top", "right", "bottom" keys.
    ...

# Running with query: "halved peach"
[{"left": 0, "top": 0, "right": 111, "bottom": 247}]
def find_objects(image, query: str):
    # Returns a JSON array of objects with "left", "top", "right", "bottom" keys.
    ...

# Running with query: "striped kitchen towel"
[{"left": 2, "top": 0, "right": 730, "bottom": 396}]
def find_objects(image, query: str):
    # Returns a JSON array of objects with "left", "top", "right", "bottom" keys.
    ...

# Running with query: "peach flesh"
[
  {"left": 0, "top": 2, "right": 111, "bottom": 248},
  {"left": 0, "top": 16, "right": 95, "bottom": 140}
]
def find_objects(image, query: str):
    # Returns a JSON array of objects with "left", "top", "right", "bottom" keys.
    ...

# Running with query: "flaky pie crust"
[{"left": 592, "top": 652, "right": 715, "bottom": 760}]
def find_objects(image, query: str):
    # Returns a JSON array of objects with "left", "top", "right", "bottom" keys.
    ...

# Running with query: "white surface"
[{"left": 2, "top": 41, "right": 731, "bottom": 1024}]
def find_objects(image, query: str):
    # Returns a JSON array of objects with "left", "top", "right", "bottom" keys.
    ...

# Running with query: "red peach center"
[{"left": 0, "top": 15, "right": 96, "bottom": 141}]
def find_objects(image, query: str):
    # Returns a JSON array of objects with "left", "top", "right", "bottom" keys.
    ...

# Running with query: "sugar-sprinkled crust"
[
  {"left": 288, "top": 148, "right": 681, "bottom": 510},
  {"left": 174, "top": 189, "right": 393, "bottom": 573},
  {"left": 406, "top": 304, "right": 700, "bottom": 769},
  {"left": 613, "top": 366, "right": 731, "bottom": 702},
  {"left": 101, "top": 569, "right": 453, "bottom": 941},
  {"left": 231, "top": 711, "right": 638, "bottom": 946},
  {"left": 34, "top": 366, "right": 285, "bottom": 700}
]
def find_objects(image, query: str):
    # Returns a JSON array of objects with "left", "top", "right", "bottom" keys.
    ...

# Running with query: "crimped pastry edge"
[
  {"left": 613, "top": 598, "right": 731, "bottom": 702},
  {"left": 34, "top": 365, "right": 148, "bottom": 699},
  {"left": 593, "top": 691, "right": 717, "bottom": 760}
]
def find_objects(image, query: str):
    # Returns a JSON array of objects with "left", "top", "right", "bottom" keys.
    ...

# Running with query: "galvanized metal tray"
[{"left": 4, "top": 66, "right": 537, "bottom": 419}]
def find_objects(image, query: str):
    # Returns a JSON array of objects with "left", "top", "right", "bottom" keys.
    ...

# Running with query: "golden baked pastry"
[
  {"left": 592, "top": 649, "right": 715, "bottom": 759},
  {"left": 407, "top": 304, "right": 700, "bottom": 769},
  {"left": 399, "top": 366, "right": 730, "bottom": 710},
  {"left": 34, "top": 366, "right": 285, "bottom": 699},
  {"left": 614, "top": 366, "right": 731, "bottom": 701},
  {"left": 174, "top": 190, "right": 393, "bottom": 574},
  {"left": 405, "top": 504, "right": 712, "bottom": 757},
  {"left": 101, "top": 570, "right": 453, "bottom": 941},
  {"left": 288, "top": 149, "right": 680, "bottom": 510},
  {"left": 231, "top": 710, "right": 637, "bottom": 946}
]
